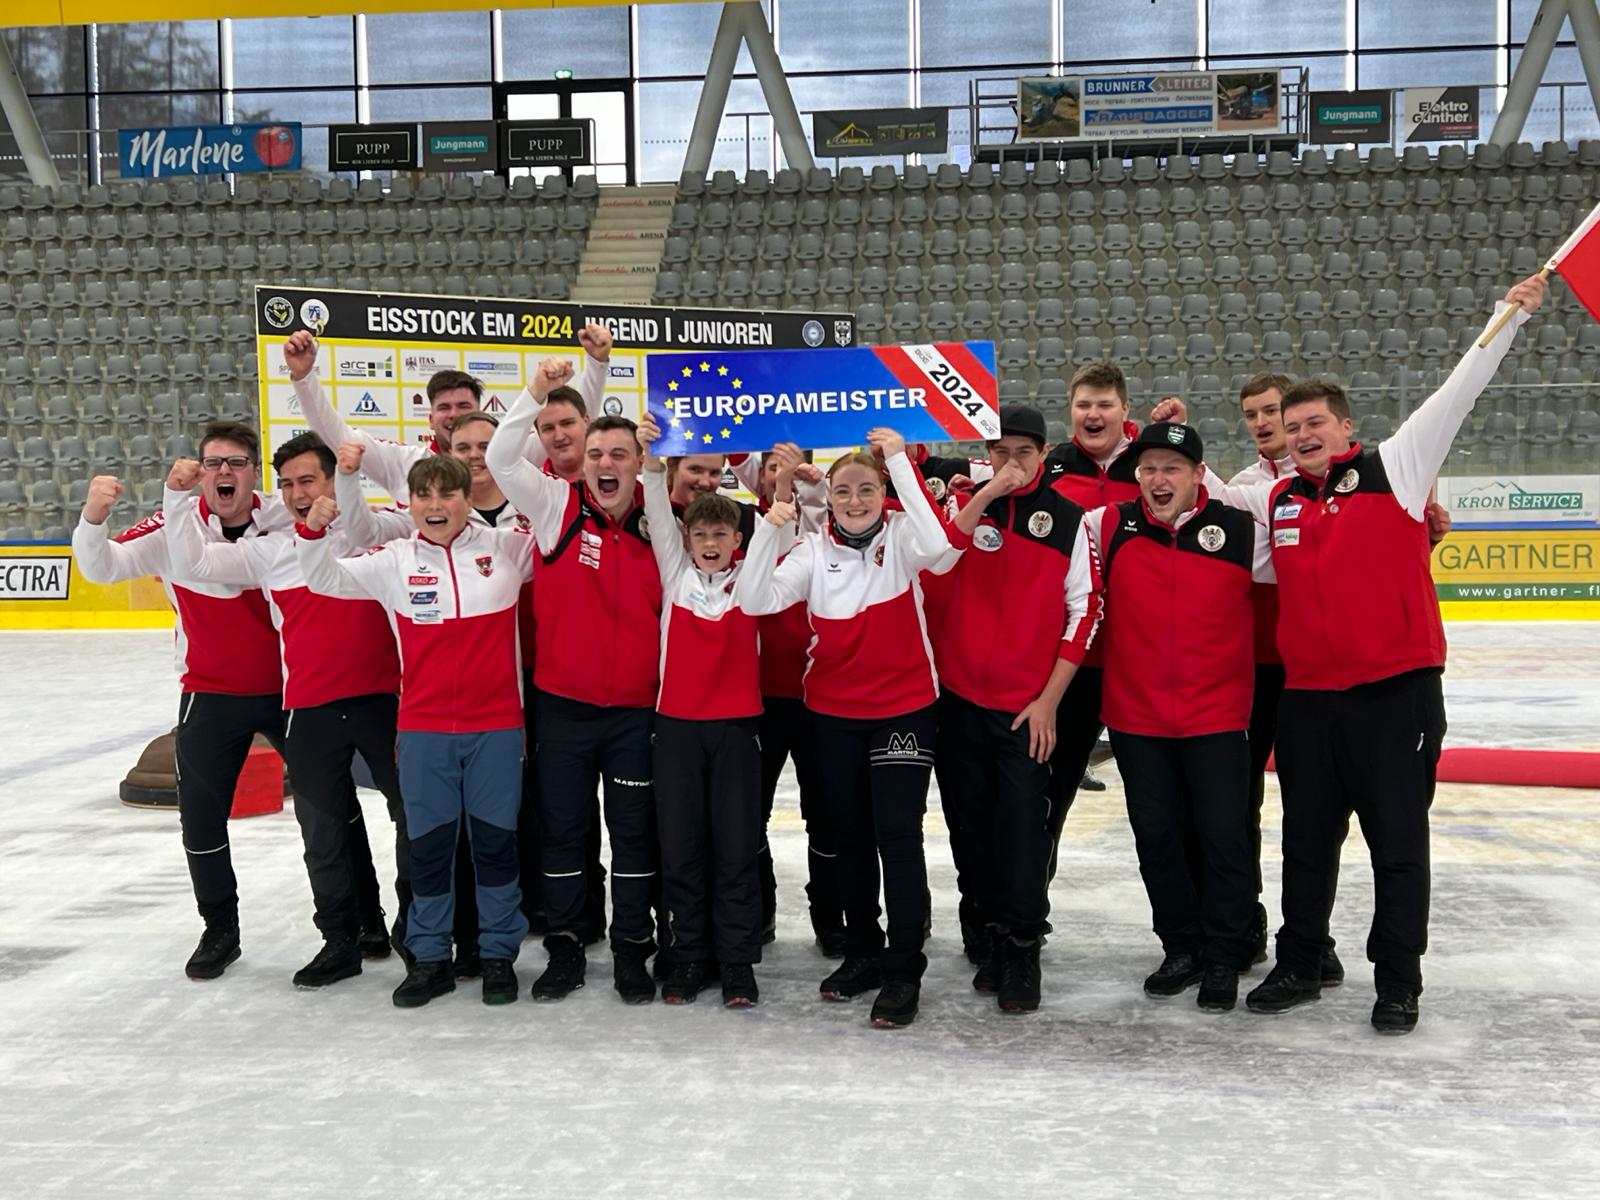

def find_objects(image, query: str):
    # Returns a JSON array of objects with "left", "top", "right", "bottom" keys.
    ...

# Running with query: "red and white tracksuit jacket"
[
  {"left": 642, "top": 469, "right": 786, "bottom": 721},
  {"left": 297, "top": 519, "right": 534, "bottom": 734},
  {"left": 291, "top": 350, "right": 607, "bottom": 501},
  {"left": 739, "top": 451, "right": 966, "bottom": 720},
  {"left": 161, "top": 472, "right": 401, "bottom": 711},
  {"left": 1227, "top": 451, "right": 1295, "bottom": 667},
  {"left": 1209, "top": 301, "right": 1531, "bottom": 692},
  {"left": 923, "top": 463, "right": 1101, "bottom": 714},
  {"left": 72, "top": 492, "right": 292, "bottom": 695},
  {"left": 484, "top": 384, "right": 663, "bottom": 710}
]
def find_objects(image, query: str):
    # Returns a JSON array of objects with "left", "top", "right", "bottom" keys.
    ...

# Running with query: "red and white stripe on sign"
[{"left": 872, "top": 342, "right": 1001, "bottom": 441}]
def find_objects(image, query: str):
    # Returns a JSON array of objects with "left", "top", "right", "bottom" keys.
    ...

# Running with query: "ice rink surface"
[{"left": 2, "top": 624, "right": 1598, "bottom": 1198}]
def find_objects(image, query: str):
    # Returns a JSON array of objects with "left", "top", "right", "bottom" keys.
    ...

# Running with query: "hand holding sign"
[
  {"left": 866, "top": 427, "right": 907, "bottom": 461},
  {"left": 638, "top": 411, "right": 667, "bottom": 474},
  {"left": 645, "top": 342, "right": 998, "bottom": 454}
]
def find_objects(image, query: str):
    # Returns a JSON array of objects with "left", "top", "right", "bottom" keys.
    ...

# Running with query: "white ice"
[{"left": 1, "top": 624, "right": 1598, "bottom": 1198}]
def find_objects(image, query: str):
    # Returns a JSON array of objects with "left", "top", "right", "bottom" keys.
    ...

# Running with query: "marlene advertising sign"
[{"left": 118, "top": 123, "right": 302, "bottom": 177}]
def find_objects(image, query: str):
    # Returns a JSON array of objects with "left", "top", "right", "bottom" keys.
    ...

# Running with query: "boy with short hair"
[
  {"left": 636, "top": 412, "right": 786, "bottom": 1006},
  {"left": 297, "top": 453, "right": 534, "bottom": 1008}
]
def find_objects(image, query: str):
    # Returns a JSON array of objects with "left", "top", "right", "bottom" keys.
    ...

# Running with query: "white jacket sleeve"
[
  {"left": 292, "top": 374, "right": 422, "bottom": 498},
  {"left": 71, "top": 511, "right": 169, "bottom": 584},
  {"left": 330, "top": 467, "right": 413, "bottom": 549},
  {"left": 736, "top": 526, "right": 813, "bottom": 616},
  {"left": 162, "top": 486, "right": 272, "bottom": 585},
  {"left": 885, "top": 451, "right": 959, "bottom": 573},
  {"left": 485, "top": 384, "right": 575, "bottom": 550},
  {"left": 1380, "top": 301, "right": 1531, "bottom": 518},
  {"left": 1201, "top": 467, "right": 1275, "bottom": 523},
  {"left": 641, "top": 467, "right": 689, "bottom": 583},
  {"left": 296, "top": 527, "right": 391, "bottom": 603}
]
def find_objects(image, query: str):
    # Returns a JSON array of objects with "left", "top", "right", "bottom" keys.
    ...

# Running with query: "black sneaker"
[
  {"left": 1371, "top": 987, "right": 1419, "bottom": 1035},
  {"left": 960, "top": 914, "right": 992, "bottom": 966},
  {"left": 1250, "top": 904, "right": 1269, "bottom": 965},
  {"left": 480, "top": 958, "right": 518, "bottom": 1006},
  {"left": 1197, "top": 963, "right": 1239, "bottom": 1012},
  {"left": 815, "top": 929, "right": 847, "bottom": 959},
  {"left": 722, "top": 963, "right": 759, "bottom": 1008},
  {"left": 1143, "top": 951, "right": 1204, "bottom": 997},
  {"left": 392, "top": 960, "right": 455, "bottom": 1008},
  {"left": 614, "top": 942, "right": 656, "bottom": 1005},
  {"left": 972, "top": 942, "right": 1003, "bottom": 994},
  {"left": 998, "top": 938, "right": 1041, "bottom": 1013},
  {"left": 870, "top": 980, "right": 920, "bottom": 1028},
  {"left": 185, "top": 923, "right": 240, "bottom": 981},
  {"left": 292, "top": 934, "right": 362, "bottom": 989},
  {"left": 662, "top": 960, "right": 707, "bottom": 1005},
  {"left": 1245, "top": 964, "right": 1322, "bottom": 1014},
  {"left": 1078, "top": 770, "right": 1107, "bottom": 793},
  {"left": 1322, "top": 948, "right": 1346, "bottom": 988},
  {"left": 452, "top": 944, "right": 482, "bottom": 980},
  {"left": 358, "top": 924, "right": 392, "bottom": 961},
  {"left": 820, "top": 955, "right": 882, "bottom": 1001},
  {"left": 530, "top": 936, "right": 586, "bottom": 1001}
]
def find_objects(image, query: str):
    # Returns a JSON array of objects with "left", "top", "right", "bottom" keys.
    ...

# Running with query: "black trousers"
[
  {"left": 655, "top": 715, "right": 764, "bottom": 964},
  {"left": 1247, "top": 662, "right": 1286, "bottom": 895},
  {"left": 810, "top": 704, "right": 937, "bottom": 982},
  {"left": 174, "top": 691, "right": 287, "bottom": 925},
  {"left": 759, "top": 696, "right": 843, "bottom": 938},
  {"left": 280, "top": 693, "right": 407, "bottom": 938},
  {"left": 536, "top": 691, "right": 658, "bottom": 950},
  {"left": 937, "top": 690, "right": 1053, "bottom": 939},
  {"left": 1110, "top": 728, "right": 1257, "bottom": 970},
  {"left": 1275, "top": 668, "right": 1446, "bottom": 994},
  {"left": 1046, "top": 667, "right": 1104, "bottom": 882}
]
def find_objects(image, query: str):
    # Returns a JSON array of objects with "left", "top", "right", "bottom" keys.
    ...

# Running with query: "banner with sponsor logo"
[
  {"left": 644, "top": 342, "right": 998, "bottom": 456},
  {"left": 0, "top": 545, "right": 172, "bottom": 631},
  {"left": 421, "top": 121, "right": 498, "bottom": 171},
  {"left": 812, "top": 108, "right": 950, "bottom": 157},
  {"left": 502, "top": 120, "right": 592, "bottom": 168},
  {"left": 254, "top": 285, "right": 853, "bottom": 494},
  {"left": 328, "top": 124, "right": 416, "bottom": 171},
  {"left": 1404, "top": 86, "right": 1480, "bottom": 142},
  {"left": 1017, "top": 69, "right": 1279, "bottom": 142},
  {"left": 118, "top": 122, "right": 301, "bottom": 178},
  {"left": 1438, "top": 475, "right": 1600, "bottom": 525},
  {"left": 1432, "top": 528, "right": 1600, "bottom": 608},
  {"left": 1308, "top": 89, "right": 1392, "bottom": 144}
]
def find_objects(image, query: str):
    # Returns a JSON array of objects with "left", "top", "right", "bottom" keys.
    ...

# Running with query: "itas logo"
[
  {"left": 405, "top": 353, "right": 448, "bottom": 372},
  {"left": 351, "top": 392, "right": 384, "bottom": 415}
]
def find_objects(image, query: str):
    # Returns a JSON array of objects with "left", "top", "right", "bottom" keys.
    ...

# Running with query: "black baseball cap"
[
  {"left": 1130, "top": 421, "right": 1204, "bottom": 465},
  {"left": 996, "top": 403, "right": 1048, "bottom": 444}
]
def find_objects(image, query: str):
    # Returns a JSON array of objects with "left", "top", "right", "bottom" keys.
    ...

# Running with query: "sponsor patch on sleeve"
[{"left": 1273, "top": 528, "right": 1300, "bottom": 548}]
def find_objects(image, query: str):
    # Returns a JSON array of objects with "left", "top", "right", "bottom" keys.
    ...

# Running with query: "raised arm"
[
  {"left": 295, "top": 497, "right": 392, "bottom": 603},
  {"left": 71, "top": 475, "right": 169, "bottom": 583},
  {"left": 950, "top": 459, "right": 1032, "bottom": 537},
  {"left": 162, "top": 461, "right": 272, "bottom": 586},
  {"left": 735, "top": 504, "right": 813, "bottom": 615},
  {"left": 638, "top": 413, "right": 690, "bottom": 581},
  {"left": 486, "top": 357, "right": 579, "bottom": 549},
  {"left": 1380, "top": 276, "right": 1545, "bottom": 517},
  {"left": 878, "top": 431, "right": 965, "bottom": 572},
  {"left": 330, "top": 442, "right": 412, "bottom": 550}
]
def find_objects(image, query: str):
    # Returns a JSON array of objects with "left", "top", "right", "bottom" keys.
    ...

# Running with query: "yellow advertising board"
[
  {"left": 1433, "top": 527, "right": 1600, "bottom": 621},
  {"left": 0, "top": 544, "right": 173, "bottom": 631}
]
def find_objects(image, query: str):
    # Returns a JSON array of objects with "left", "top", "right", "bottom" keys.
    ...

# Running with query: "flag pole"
[{"left": 1476, "top": 262, "right": 1553, "bottom": 349}]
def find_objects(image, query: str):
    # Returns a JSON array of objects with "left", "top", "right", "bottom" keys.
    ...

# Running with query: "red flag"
[{"left": 1552, "top": 200, "right": 1600, "bottom": 321}]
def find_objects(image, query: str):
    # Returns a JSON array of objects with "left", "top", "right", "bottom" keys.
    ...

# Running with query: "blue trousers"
[{"left": 397, "top": 729, "right": 528, "bottom": 963}]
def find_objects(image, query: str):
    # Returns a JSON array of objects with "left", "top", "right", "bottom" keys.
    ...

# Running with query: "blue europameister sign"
[{"left": 118, "top": 123, "right": 303, "bottom": 178}]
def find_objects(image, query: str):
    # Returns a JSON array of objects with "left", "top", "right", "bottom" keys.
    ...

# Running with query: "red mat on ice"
[{"left": 1266, "top": 748, "right": 1600, "bottom": 790}]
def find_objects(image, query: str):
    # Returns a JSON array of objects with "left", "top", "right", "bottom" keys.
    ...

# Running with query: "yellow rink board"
[{"left": 0, "top": 544, "right": 172, "bottom": 630}]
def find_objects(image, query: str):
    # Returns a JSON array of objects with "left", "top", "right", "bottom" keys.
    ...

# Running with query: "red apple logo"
[{"left": 254, "top": 125, "right": 297, "bottom": 168}]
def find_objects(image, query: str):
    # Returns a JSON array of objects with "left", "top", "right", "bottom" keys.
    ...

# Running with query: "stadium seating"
[{"left": 2, "top": 141, "right": 1599, "bottom": 530}]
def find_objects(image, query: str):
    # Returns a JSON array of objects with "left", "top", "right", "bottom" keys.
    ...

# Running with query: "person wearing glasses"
[{"left": 72, "top": 422, "right": 303, "bottom": 982}]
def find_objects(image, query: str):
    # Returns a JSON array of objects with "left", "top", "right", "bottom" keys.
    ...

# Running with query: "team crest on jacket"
[
  {"left": 475, "top": 555, "right": 494, "bottom": 577},
  {"left": 1197, "top": 525, "right": 1226, "bottom": 552},
  {"left": 515, "top": 513, "right": 530, "bottom": 531},
  {"left": 973, "top": 525, "right": 1004, "bottom": 552},
  {"left": 1334, "top": 469, "right": 1359, "bottom": 494},
  {"left": 636, "top": 514, "right": 651, "bottom": 543},
  {"left": 1027, "top": 510, "right": 1053, "bottom": 538},
  {"left": 927, "top": 477, "right": 947, "bottom": 500},
  {"left": 874, "top": 544, "right": 886, "bottom": 567}
]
